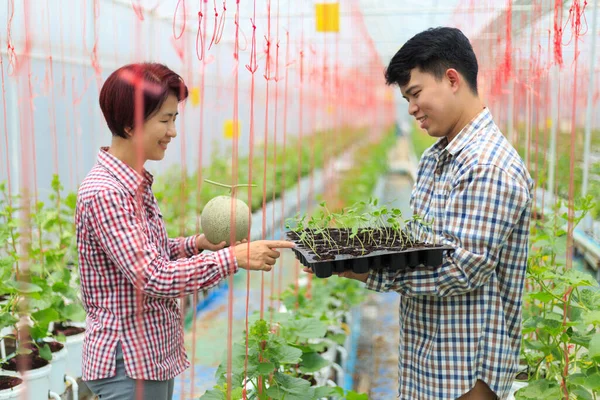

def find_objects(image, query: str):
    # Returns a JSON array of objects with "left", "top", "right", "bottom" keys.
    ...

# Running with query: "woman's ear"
[{"left": 124, "top": 127, "right": 133, "bottom": 137}]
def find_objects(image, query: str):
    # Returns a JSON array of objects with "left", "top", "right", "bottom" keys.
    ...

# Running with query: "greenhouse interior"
[{"left": 1, "top": 0, "right": 600, "bottom": 399}]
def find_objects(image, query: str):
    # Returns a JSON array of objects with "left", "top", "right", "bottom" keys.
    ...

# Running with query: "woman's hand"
[
  {"left": 196, "top": 234, "right": 247, "bottom": 251},
  {"left": 233, "top": 240, "right": 295, "bottom": 271}
]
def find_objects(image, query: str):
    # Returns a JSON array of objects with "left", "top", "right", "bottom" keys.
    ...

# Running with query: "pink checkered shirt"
[{"left": 77, "top": 148, "right": 237, "bottom": 381}]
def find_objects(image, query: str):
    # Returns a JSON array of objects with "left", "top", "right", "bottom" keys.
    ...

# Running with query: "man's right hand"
[
  {"left": 302, "top": 267, "right": 369, "bottom": 283},
  {"left": 233, "top": 240, "right": 295, "bottom": 271}
]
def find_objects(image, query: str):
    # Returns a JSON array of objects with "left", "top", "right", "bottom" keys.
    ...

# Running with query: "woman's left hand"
[{"left": 196, "top": 234, "right": 247, "bottom": 251}]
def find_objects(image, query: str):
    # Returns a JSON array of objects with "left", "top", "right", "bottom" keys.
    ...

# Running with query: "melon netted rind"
[{"left": 200, "top": 195, "right": 251, "bottom": 246}]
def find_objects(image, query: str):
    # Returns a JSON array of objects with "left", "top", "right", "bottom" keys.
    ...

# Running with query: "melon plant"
[{"left": 200, "top": 179, "right": 255, "bottom": 245}]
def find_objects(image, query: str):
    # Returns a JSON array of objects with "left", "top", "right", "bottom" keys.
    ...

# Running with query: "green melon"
[{"left": 200, "top": 179, "right": 255, "bottom": 246}]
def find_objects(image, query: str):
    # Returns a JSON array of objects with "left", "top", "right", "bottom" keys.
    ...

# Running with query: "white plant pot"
[
  {"left": 49, "top": 345, "right": 67, "bottom": 395},
  {"left": 1, "top": 363, "right": 52, "bottom": 400},
  {"left": 0, "top": 327, "right": 14, "bottom": 360},
  {"left": 321, "top": 343, "right": 337, "bottom": 364},
  {"left": 0, "top": 382, "right": 24, "bottom": 400},
  {"left": 507, "top": 381, "right": 529, "bottom": 400},
  {"left": 64, "top": 331, "right": 84, "bottom": 378}
]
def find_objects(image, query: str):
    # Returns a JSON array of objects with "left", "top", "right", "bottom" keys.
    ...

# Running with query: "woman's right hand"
[{"left": 232, "top": 240, "right": 295, "bottom": 271}]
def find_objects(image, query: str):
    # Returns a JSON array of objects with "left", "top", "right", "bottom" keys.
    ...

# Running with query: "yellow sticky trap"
[
  {"left": 315, "top": 3, "right": 340, "bottom": 33},
  {"left": 190, "top": 87, "right": 200, "bottom": 106},
  {"left": 223, "top": 120, "right": 241, "bottom": 139},
  {"left": 546, "top": 118, "right": 552, "bottom": 129}
]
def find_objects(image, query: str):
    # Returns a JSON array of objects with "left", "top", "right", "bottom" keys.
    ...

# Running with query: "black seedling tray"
[{"left": 287, "top": 230, "right": 453, "bottom": 278}]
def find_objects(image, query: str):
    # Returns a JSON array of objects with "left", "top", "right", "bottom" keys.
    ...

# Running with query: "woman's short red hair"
[{"left": 99, "top": 63, "right": 189, "bottom": 138}]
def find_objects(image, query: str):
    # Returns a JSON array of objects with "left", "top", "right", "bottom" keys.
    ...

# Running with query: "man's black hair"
[{"left": 385, "top": 27, "right": 479, "bottom": 95}]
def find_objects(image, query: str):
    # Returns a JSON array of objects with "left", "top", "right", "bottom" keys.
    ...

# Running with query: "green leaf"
[
  {"left": 64, "top": 193, "right": 77, "bottom": 210},
  {"left": 327, "top": 332, "right": 347, "bottom": 345},
  {"left": 199, "top": 389, "right": 226, "bottom": 400},
  {"left": 514, "top": 379, "right": 561, "bottom": 399},
  {"left": 267, "top": 373, "right": 315, "bottom": 400},
  {"left": 588, "top": 333, "right": 600, "bottom": 359},
  {"left": 16, "top": 347, "right": 33, "bottom": 356},
  {"left": 527, "top": 292, "right": 554, "bottom": 303},
  {"left": 287, "top": 318, "right": 327, "bottom": 340},
  {"left": 583, "top": 310, "right": 600, "bottom": 326},
  {"left": 32, "top": 308, "right": 60, "bottom": 326},
  {"left": 346, "top": 391, "right": 370, "bottom": 400},
  {"left": 257, "top": 362, "right": 275, "bottom": 374},
  {"left": 299, "top": 352, "right": 330, "bottom": 373},
  {"left": 561, "top": 269, "right": 598, "bottom": 288},
  {"left": 272, "top": 342, "right": 302, "bottom": 364},
  {"left": 38, "top": 343, "right": 52, "bottom": 361},
  {"left": 581, "top": 372, "right": 600, "bottom": 391},
  {"left": 51, "top": 281, "right": 70, "bottom": 295},
  {"left": 6, "top": 281, "right": 43, "bottom": 294},
  {"left": 569, "top": 386, "right": 593, "bottom": 400},
  {"left": 61, "top": 303, "right": 86, "bottom": 322},
  {"left": 313, "top": 386, "right": 339, "bottom": 398},
  {"left": 0, "top": 312, "right": 18, "bottom": 331}
]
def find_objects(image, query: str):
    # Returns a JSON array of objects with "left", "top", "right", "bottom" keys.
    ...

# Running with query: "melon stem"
[{"left": 204, "top": 179, "right": 257, "bottom": 192}]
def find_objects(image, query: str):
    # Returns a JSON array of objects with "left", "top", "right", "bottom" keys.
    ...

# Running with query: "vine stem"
[{"left": 204, "top": 179, "right": 257, "bottom": 191}]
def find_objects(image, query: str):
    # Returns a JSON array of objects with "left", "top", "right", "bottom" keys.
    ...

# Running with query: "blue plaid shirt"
[{"left": 366, "top": 108, "right": 533, "bottom": 399}]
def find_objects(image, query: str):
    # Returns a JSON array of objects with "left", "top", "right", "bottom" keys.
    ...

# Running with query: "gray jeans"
[{"left": 85, "top": 343, "right": 174, "bottom": 400}]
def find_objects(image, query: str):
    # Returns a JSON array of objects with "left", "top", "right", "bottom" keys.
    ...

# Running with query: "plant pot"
[
  {"left": 507, "top": 380, "right": 529, "bottom": 400},
  {"left": 288, "top": 229, "right": 452, "bottom": 278},
  {"left": 19, "top": 338, "right": 67, "bottom": 395},
  {"left": 1, "top": 354, "right": 52, "bottom": 400},
  {"left": 0, "top": 328, "right": 14, "bottom": 361},
  {"left": 52, "top": 322, "right": 85, "bottom": 378},
  {"left": 46, "top": 340, "right": 67, "bottom": 395},
  {"left": 0, "top": 376, "right": 23, "bottom": 400}
]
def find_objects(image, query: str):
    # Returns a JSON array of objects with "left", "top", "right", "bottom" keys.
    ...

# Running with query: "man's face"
[{"left": 400, "top": 68, "right": 457, "bottom": 139}]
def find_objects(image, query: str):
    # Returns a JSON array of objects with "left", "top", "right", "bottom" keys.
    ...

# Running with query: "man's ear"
[{"left": 446, "top": 69, "right": 460, "bottom": 92}]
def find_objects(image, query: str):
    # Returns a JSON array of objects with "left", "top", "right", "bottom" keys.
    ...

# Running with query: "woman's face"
[{"left": 129, "top": 93, "right": 179, "bottom": 162}]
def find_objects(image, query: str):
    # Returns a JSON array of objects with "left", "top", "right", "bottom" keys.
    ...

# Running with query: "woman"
[{"left": 76, "top": 63, "right": 293, "bottom": 400}]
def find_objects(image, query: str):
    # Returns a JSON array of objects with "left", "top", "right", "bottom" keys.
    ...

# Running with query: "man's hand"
[
  {"left": 302, "top": 267, "right": 369, "bottom": 283},
  {"left": 233, "top": 240, "right": 295, "bottom": 271},
  {"left": 196, "top": 234, "right": 246, "bottom": 251}
]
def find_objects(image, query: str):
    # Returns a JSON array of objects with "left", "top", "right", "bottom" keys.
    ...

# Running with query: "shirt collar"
[
  {"left": 97, "top": 147, "right": 154, "bottom": 196},
  {"left": 427, "top": 107, "right": 493, "bottom": 161},
  {"left": 444, "top": 107, "right": 492, "bottom": 157}
]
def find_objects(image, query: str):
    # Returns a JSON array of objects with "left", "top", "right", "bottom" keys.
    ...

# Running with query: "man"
[{"left": 310, "top": 28, "right": 533, "bottom": 399}]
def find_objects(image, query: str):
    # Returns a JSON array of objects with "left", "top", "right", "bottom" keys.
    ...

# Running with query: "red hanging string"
[
  {"left": 0, "top": 55, "right": 12, "bottom": 198},
  {"left": 269, "top": 0, "right": 281, "bottom": 323},
  {"left": 173, "top": 0, "right": 187, "bottom": 40},
  {"left": 259, "top": 0, "right": 273, "bottom": 322},
  {"left": 294, "top": 11, "right": 305, "bottom": 306},
  {"left": 565, "top": 0, "right": 587, "bottom": 276},
  {"left": 6, "top": 0, "right": 17, "bottom": 76},
  {"left": 227, "top": 1, "right": 240, "bottom": 397},
  {"left": 131, "top": 0, "right": 144, "bottom": 20},
  {"left": 196, "top": 11, "right": 205, "bottom": 61},
  {"left": 191, "top": 2, "right": 209, "bottom": 396},
  {"left": 242, "top": 0, "right": 258, "bottom": 397},
  {"left": 209, "top": 0, "right": 227, "bottom": 49},
  {"left": 278, "top": 22, "right": 291, "bottom": 314},
  {"left": 43, "top": 0, "right": 58, "bottom": 176}
]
